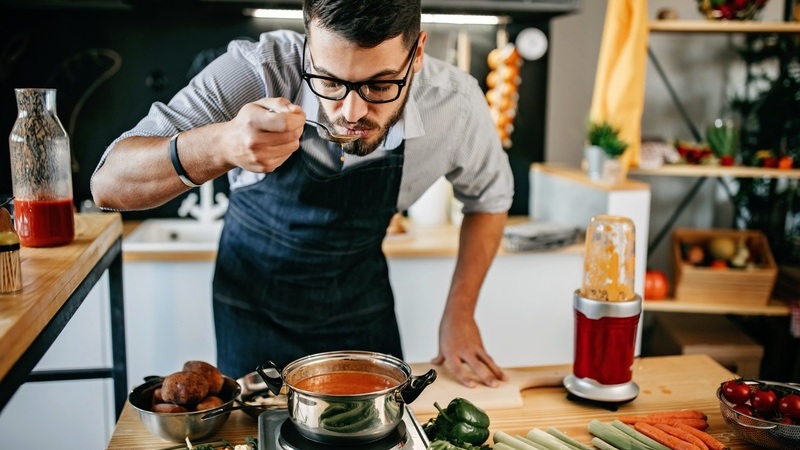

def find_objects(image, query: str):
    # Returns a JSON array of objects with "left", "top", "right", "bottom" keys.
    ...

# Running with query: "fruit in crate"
[
  {"left": 730, "top": 239, "right": 751, "bottom": 268},
  {"left": 708, "top": 236, "right": 736, "bottom": 260},
  {"left": 681, "top": 235, "right": 758, "bottom": 269},
  {"left": 683, "top": 244, "right": 706, "bottom": 265}
]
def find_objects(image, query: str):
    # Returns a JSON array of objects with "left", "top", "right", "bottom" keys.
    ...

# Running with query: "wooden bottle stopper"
[{"left": 0, "top": 207, "right": 22, "bottom": 294}]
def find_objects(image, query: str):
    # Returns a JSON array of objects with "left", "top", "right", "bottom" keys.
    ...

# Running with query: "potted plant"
[{"left": 584, "top": 121, "right": 628, "bottom": 183}]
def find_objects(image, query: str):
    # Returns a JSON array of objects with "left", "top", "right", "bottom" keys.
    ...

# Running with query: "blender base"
[
  {"left": 563, "top": 374, "right": 639, "bottom": 406},
  {"left": 565, "top": 392, "right": 633, "bottom": 412}
]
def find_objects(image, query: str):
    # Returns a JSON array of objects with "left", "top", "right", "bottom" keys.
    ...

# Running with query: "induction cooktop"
[{"left": 258, "top": 405, "right": 429, "bottom": 450}]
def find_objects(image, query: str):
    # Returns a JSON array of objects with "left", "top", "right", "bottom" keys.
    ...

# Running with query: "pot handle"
[
  {"left": 256, "top": 360, "right": 285, "bottom": 396},
  {"left": 399, "top": 369, "right": 437, "bottom": 404}
]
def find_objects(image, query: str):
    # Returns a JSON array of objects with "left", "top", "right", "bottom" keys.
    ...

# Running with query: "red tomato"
[
  {"left": 733, "top": 404, "right": 754, "bottom": 416},
  {"left": 778, "top": 417, "right": 794, "bottom": 425},
  {"left": 778, "top": 394, "right": 800, "bottom": 419},
  {"left": 644, "top": 270, "right": 669, "bottom": 300},
  {"left": 762, "top": 157, "right": 778, "bottom": 168},
  {"left": 751, "top": 389, "right": 778, "bottom": 414},
  {"left": 778, "top": 155, "right": 794, "bottom": 170},
  {"left": 710, "top": 259, "right": 728, "bottom": 270},
  {"left": 723, "top": 380, "right": 752, "bottom": 405}
]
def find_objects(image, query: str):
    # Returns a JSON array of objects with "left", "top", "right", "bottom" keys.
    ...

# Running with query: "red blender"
[{"left": 563, "top": 215, "right": 641, "bottom": 404}]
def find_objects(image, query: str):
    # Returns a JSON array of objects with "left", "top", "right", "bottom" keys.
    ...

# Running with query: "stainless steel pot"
[{"left": 257, "top": 350, "right": 436, "bottom": 444}]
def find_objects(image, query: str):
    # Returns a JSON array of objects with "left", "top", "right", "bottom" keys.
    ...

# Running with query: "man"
[{"left": 92, "top": 0, "right": 513, "bottom": 388}]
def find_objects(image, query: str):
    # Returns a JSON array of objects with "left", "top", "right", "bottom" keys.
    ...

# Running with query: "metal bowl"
[
  {"left": 129, "top": 375, "right": 241, "bottom": 442},
  {"left": 717, "top": 380, "right": 800, "bottom": 450},
  {"left": 235, "top": 370, "right": 288, "bottom": 418}
]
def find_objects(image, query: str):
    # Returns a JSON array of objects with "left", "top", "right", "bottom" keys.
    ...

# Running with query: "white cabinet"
[
  {"left": 0, "top": 273, "right": 115, "bottom": 450},
  {"left": 391, "top": 249, "right": 583, "bottom": 367},
  {"left": 123, "top": 261, "right": 217, "bottom": 388}
]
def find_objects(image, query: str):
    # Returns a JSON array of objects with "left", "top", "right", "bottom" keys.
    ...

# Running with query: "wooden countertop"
[
  {"left": 106, "top": 354, "right": 763, "bottom": 449},
  {"left": 122, "top": 217, "right": 583, "bottom": 262},
  {"left": 0, "top": 212, "right": 122, "bottom": 381}
]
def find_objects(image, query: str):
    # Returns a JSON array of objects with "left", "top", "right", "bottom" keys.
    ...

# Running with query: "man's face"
[{"left": 306, "top": 23, "right": 425, "bottom": 156}]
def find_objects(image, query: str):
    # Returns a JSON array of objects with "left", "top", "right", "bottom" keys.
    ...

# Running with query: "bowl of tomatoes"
[{"left": 718, "top": 379, "right": 800, "bottom": 450}]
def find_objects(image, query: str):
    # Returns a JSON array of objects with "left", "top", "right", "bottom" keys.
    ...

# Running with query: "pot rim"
[{"left": 281, "top": 350, "right": 411, "bottom": 398}]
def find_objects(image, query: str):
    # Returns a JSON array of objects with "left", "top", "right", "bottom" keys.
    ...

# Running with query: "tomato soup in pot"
[{"left": 294, "top": 371, "right": 399, "bottom": 395}]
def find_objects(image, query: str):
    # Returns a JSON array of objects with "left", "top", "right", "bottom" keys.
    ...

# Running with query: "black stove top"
[{"left": 258, "top": 405, "right": 429, "bottom": 450}]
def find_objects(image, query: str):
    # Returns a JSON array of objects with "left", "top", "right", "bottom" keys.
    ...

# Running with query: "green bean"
[
  {"left": 321, "top": 403, "right": 377, "bottom": 432},
  {"left": 319, "top": 402, "right": 354, "bottom": 420}
]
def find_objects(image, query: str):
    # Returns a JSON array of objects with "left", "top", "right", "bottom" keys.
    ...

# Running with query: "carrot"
[
  {"left": 642, "top": 410, "right": 708, "bottom": 420},
  {"left": 634, "top": 422, "right": 703, "bottom": 450},
  {"left": 654, "top": 423, "right": 709, "bottom": 450},
  {"left": 674, "top": 423, "right": 731, "bottom": 450},
  {"left": 618, "top": 416, "right": 709, "bottom": 430}
]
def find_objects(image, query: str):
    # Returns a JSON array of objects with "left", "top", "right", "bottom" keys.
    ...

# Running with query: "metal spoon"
[
  {"left": 0, "top": 197, "right": 13, "bottom": 208},
  {"left": 305, "top": 119, "right": 360, "bottom": 144}
]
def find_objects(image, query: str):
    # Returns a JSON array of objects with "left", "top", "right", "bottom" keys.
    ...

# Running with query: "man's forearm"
[
  {"left": 92, "top": 126, "right": 232, "bottom": 210},
  {"left": 445, "top": 211, "right": 507, "bottom": 315}
]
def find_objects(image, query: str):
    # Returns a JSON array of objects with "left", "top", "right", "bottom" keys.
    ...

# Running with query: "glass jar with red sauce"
[{"left": 9, "top": 88, "right": 75, "bottom": 247}]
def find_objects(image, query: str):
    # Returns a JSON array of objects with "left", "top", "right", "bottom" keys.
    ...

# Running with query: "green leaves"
[{"left": 587, "top": 121, "right": 628, "bottom": 158}]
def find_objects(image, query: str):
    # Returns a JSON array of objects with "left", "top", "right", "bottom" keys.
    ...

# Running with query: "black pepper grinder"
[{"left": 0, "top": 207, "right": 22, "bottom": 294}]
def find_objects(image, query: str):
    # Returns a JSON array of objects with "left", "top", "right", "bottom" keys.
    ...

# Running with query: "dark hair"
[{"left": 303, "top": 0, "right": 421, "bottom": 49}]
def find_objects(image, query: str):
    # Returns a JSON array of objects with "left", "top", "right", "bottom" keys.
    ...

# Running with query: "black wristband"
[{"left": 169, "top": 132, "right": 202, "bottom": 188}]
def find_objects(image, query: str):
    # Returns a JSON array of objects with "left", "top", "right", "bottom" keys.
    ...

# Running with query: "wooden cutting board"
[{"left": 408, "top": 363, "right": 570, "bottom": 414}]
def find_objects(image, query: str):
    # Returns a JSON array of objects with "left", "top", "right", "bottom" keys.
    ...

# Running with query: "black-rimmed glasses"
[{"left": 301, "top": 36, "right": 419, "bottom": 104}]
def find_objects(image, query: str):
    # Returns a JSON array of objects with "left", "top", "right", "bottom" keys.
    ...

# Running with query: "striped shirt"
[{"left": 99, "top": 29, "right": 513, "bottom": 213}]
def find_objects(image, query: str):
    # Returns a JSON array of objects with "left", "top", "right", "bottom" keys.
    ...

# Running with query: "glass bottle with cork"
[{"left": 8, "top": 88, "right": 75, "bottom": 247}]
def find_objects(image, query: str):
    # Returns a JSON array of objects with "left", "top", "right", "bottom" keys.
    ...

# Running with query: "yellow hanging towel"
[{"left": 589, "top": 0, "right": 649, "bottom": 170}]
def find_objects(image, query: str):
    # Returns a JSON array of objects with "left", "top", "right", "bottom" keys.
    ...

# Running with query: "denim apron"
[{"left": 212, "top": 131, "right": 405, "bottom": 377}]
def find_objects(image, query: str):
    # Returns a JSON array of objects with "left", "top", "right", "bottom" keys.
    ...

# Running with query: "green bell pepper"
[{"left": 432, "top": 398, "right": 490, "bottom": 445}]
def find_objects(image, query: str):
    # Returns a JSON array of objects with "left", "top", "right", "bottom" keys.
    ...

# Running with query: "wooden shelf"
[
  {"left": 643, "top": 298, "right": 790, "bottom": 316},
  {"left": 630, "top": 164, "right": 800, "bottom": 179},
  {"left": 650, "top": 19, "right": 800, "bottom": 34}
]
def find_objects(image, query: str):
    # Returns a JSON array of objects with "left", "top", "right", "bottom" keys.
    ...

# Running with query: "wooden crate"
[{"left": 672, "top": 228, "right": 777, "bottom": 306}]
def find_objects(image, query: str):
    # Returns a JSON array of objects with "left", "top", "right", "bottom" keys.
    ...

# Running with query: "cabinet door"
[
  {"left": 123, "top": 260, "right": 217, "bottom": 388},
  {"left": 0, "top": 275, "right": 115, "bottom": 449}
]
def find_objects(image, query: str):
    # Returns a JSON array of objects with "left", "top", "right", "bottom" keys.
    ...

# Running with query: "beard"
[{"left": 317, "top": 85, "right": 411, "bottom": 157}]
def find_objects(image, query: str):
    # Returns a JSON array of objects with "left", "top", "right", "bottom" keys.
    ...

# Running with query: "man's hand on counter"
[{"left": 432, "top": 311, "right": 506, "bottom": 388}]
